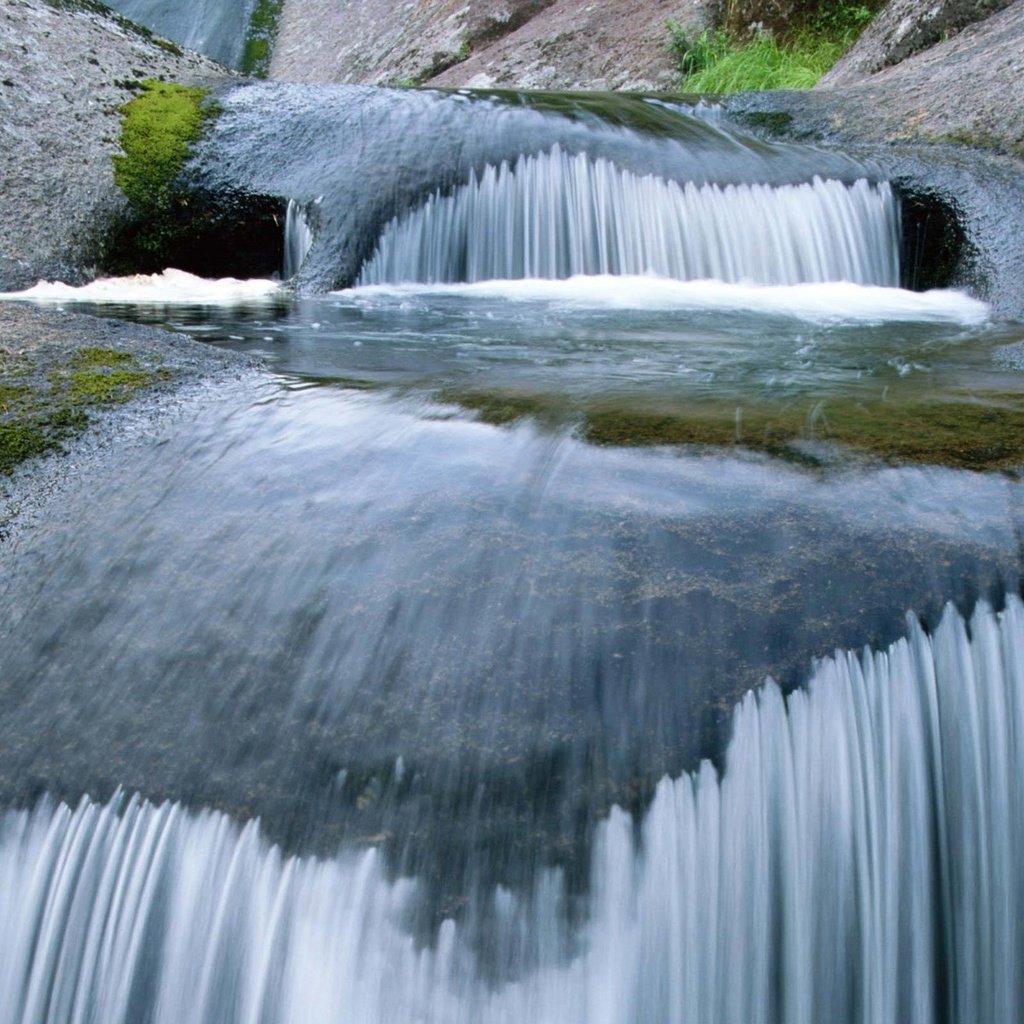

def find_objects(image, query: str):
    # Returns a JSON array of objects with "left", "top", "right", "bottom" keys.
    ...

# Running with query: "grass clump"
[{"left": 669, "top": 3, "right": 876, "bottom": 93}]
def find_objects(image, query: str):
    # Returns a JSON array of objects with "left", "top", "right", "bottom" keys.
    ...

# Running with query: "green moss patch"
[
  {"left": 0, "top": 422, "right": 59, "bottom": 476},
  {"left": 66, "top": 367, "right": 155, "bottom": 405},
  {"left": 113, "top": 80, "right": 212, "bottom": 213},
  {"left": 241, "top": 0, "right": 284, "bottom": 78},
  {"left": 106, "top": 80, "right": 221, "bottom": 272},
  {"left": 0, "top": 348, "right": 169, "bottom": 476},
  {"left": 71, "top": 347, "right": 137, "bottom": 369}
]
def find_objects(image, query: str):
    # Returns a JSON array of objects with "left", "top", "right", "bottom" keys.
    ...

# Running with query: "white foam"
[
  {"left": 0, "top": 268, "right": 284, "bottom": 305},
  {"left": 339, "top": 276, "right": 990, "bottom": 325}
]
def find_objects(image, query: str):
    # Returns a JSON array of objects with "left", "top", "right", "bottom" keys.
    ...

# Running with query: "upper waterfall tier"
[
  {"left": 356, "top": 148, "right": 900, "bottom": 287},
  {"left": 194, "top": 85, "right": 890, "bottom": 290},
  {"left": 104, "top": 0, "right": 257, "bottom": 68}
]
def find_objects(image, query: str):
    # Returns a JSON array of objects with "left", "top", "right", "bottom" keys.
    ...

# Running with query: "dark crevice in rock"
[
  {"left": 101, "top": 191, "right": 284, "bottom": 278},
  {"left": 896, "top": 186, "right": 970, "bottom": 292}
]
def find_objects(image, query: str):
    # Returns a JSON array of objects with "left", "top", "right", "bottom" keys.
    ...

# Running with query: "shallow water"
[
  {"left": 2, "top": 282, "right": 1023, "bottom": 898},
  {"left": 4, "top": 84, "right": 1024, "bottom": 1020}
]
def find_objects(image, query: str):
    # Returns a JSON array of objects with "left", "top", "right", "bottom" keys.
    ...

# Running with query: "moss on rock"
[
  {"left": 241, "top": 0, "right": 283, "bottom": 78},
  {"left": 107, "top": 80, "right": 217, "bottom": 269},
  {"left": 438, "top": 384, "right": 1024, "bottom": 472},
  {"left": 0, "top": 346, "right": 169, "bottom": 476},
  {"left": 113, "top": 80, "right": 212, "bottom": 210}
]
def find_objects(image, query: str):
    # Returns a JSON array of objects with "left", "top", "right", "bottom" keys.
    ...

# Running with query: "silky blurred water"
[{"left": 3, "top": 82, "right": 1024, "bottom": 1022}]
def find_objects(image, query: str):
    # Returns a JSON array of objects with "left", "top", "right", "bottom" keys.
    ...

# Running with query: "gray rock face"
[
  {"left": 0, "top": 0, "right": 229, "bottom": 291},
  {"left": 270, "top": 0, "right": 546, "bottom": 85},
  {"left": 812, "top": 0, "right": 1024, "bottom": 154},
  {"left": 822, "top": 0, "right": 1016, "bottom": 84},
  {"left": 269, "top": 0, "right": 712, "bottom": 91},
  {"left": 429, "top": 0, "right": 713, "bottom": 91}
]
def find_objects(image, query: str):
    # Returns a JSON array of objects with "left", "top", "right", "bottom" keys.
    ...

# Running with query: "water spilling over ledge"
[
  {"left": 3, "top": 596, "right": 1022, "bottom": 1024},
  {"left": 4, "top": 53, "right": 1024, "bottom": 1022},
  {"left": 192, "top": 84, "right": 891, "bottom": 291},
  {"left": 357, "top": 148, "right": 901, "bottom": 287}
]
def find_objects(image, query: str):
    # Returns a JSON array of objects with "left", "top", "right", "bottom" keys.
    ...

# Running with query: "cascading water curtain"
[
  {"left": 357, "top": 145, "right": 901, "bottom": 288},
  {"left": 2, "top": 596, "right": 1021, "bottom": 1024},
  {"left": 283, "top": 199, "right": 314, "bottom": 280}
]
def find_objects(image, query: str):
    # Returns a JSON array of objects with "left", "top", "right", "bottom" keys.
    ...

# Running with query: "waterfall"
[
  {"left": 104, "top": 0, "right": 257, "bottom": 68},
  {"left": 283, "top": 200, "right": 313, "bottom": 280},
  {"left": 356, "top": 146, "right": 901, "bottom": 288},
  {"left": 3, "top": 595, "right": 1022, "bottom": 1023}
]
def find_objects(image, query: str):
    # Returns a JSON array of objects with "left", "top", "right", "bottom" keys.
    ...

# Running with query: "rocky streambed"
[{"left": 0, "top": 302, "right": 257, "bottom": 539}]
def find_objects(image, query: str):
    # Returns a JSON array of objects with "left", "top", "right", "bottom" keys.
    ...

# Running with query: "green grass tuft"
[{"left": 669, "top": 4, "right": 875, "bottom": 93}]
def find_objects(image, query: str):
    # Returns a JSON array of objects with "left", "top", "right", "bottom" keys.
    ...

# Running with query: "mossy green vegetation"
[
  {"left": 438, "top": 385, "right": 1024, "bottom": 473},
  {"left": 66, "top": 366, "right": 155, "bottom": 404},
  {"left": 670, "top": 3, "right": 876, "bottom": 93},
  {"left": 241, "top": 0, "right": 284, "bottom": 77},
  {"left": 0, "top": 422, "right": 58, "bottom": 476},
  {"left": 106, "top": 80, "right": 223, "bottom": 273},
  {"left": 0, "top": 348, "right": 167, "bottom": 476},
  {"left": 113, "top": 80, "right": 212, "bottom": 213}
]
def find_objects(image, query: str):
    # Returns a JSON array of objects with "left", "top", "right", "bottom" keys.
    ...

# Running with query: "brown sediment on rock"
[{"left": 438, "top": 384, "right": 1024, "bottom": 472}]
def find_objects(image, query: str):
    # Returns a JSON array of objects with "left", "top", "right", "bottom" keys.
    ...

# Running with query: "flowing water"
[
  {"left": 103, "top": 0, "right": 258, "bottom": 68},
  {"left": 2, "top": 88, "right": 1024, "bottom": 1022}
]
